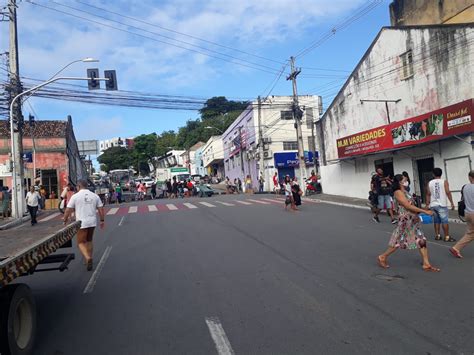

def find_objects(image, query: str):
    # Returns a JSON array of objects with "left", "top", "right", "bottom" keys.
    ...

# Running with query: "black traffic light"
[
  {"left": 87, "top": 68, "right": 100, "bottom": 90},
  {"left": 28, "top": 114, "right": 35, "bottom": 125},
  {"left": 104, "top": 70, "right": 118, "bottom": 91}
]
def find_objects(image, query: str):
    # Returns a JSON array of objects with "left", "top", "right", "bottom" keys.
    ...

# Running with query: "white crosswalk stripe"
[
  {"left": 261, "top": 198, "right": 281, "bottom": 204},
  {"left": 107, "top": 207, "right": 119, "bottom": 215},
  {"left": 199, "top": 202, "right": 216, "bottom": 208},
  {"left": 129, "top": 206, "right": 138, "bottom": 213},
  {"left": 247, "top": 199, "right": 269, "bottom": 205},
  {"left": 166, "top": 204, "right": 178, "bottom": 210},
  {"left": 183, "top": 203, "right": 198, "bottom": 209},
  {"left": 235, "top": 200, "right": 252, "bottom": 205},
  {"left": 148, "top": 205, "right": 158, "bottom": 212},
  {"left": 216, "top": 201, "right": 235, "bottom": 206}
]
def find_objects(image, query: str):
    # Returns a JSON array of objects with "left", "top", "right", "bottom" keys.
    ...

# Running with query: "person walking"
[
  {"left": 245, "top": 175, "right": 253, "bottom": 194},
  {"left": 372, "top": 168, "right": 396, "bottom": 224},
  {"left": 258, "top": 174, "right": 265, "bottom": 193},
  {"left": 426, "top": 167, "right": 455, "bottom": 242},
  {"left": 284, "top": 175, "right": 296, "bottom": 211},
  {"left": 377, "top": 174, "right": 439, "bottom": 272},
  {"left": 292, "top": 177, "right": 302, "bottom": 210},
  {"left": 273, "top": 172, "right": 280, "bottom": 195},
  {"left": 63, "top": 179, "right": 105, "bottom": 271},
  {"left": 449, "top": 170, "right": 474, "bottom": 258},
  {"left": 115, "top": 183, "right": 123, "bottom": 204},
  {"left": 26, "top": 186, "right": 40, "bottom": 226},
  {"left": 151, "top": 181, "right": 157, "bottom": 199}
]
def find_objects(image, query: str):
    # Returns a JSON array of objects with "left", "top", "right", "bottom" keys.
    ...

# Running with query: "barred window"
[
  {"left": 400, "top": 50, "right": 414, "bottom": 80},
  {"left": 283, "top": 141, "right": 298, "bottom": 150},
  {"left": 280, "top": 111, "right": 293, "bottom": 120}
]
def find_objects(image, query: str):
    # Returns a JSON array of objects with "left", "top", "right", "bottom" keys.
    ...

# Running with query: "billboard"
[
  {"left": 77, "top": 140, "right": 99, "bottom": 156},
  {"left": 274, "top": 151, "right": 318, "bottom": 168},
  {"left": 337, "top": 99, "right": 473, "bottom": 159}
]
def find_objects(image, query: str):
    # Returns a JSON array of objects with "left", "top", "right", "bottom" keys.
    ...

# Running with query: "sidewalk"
[
  {"left": 307, "top": 193, "right": 464, "bottom": 224},
  {"left": 0, "top": 209, "right": 60, "bottom": 230}
]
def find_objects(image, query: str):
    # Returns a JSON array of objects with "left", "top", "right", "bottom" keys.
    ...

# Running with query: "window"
[
  {"left": 307, "top": 137, "right": 315, "bottom": 152},
  {"left": 306, "top": 108, "right": 314, "bottom": 129},
  {"left": 374, "top": 158, "right": 394, "bottom": 178},
  {"left": 280, "top": 110, "right": 293, "bottom": 120},
  {"left": 283, "top": 141, "right": 298, "bottom": 150},
  {"left": 400, "top": 50, "right": 414, "bottom": 80},
  {"left": 355, "top": 158, "right": 368, "bottom": 173}
]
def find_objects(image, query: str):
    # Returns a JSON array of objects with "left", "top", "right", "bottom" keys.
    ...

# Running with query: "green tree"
[
  {"left": 132, "top": 133, "right": 158, "bottom": 174},
  {"left": 156, "top": 130, "right": 178, "bottom": 157},
  {"left": 97, "top": 146, "right": 132, "bottom": 172}
]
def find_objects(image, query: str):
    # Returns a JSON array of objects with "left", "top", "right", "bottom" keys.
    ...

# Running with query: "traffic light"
[
  {"left": 87, "top": 68, "right": 100, "bottom": 90},
  {"left": 28, "top": 114, "right": 35, "bottom": 125},
  {"left": 104, "top": 70, "right": 118, "bottom": 91}
]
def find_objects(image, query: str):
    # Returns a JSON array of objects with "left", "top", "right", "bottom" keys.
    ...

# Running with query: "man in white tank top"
[{"left": 426, "top": 167, "right": 455, "bottom": 242}]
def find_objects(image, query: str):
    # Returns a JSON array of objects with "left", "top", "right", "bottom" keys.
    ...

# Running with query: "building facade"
[
  {"left": 390, "top": 0, "right": 473, "bottom": 26},
  {"left": 0, "top": 117, "right": 87, "bottom": 198},
  {"left": 99, "top": 137, "right": 134, "bottom": 154},
  {"left": 181, "top": 142, "right": 205, "bottom": 176},
  {"left": 223, "top": 95, "right": 321, "bottom": 190},
  {"left": 316, "top": 24, "right": 473, "bottom": 204},
  {"left": 202, "top": 136, "right": 224, "bottom": 179},
  {"left": 193, "top": 146, "right": 206, "bottom": 176}
]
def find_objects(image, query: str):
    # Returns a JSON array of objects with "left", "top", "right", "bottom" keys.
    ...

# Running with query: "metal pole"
[
  {"left": 385, "top": 101, "right": 391, "bottom": 124},
  {"left": 288, "top": 56, "right": 306, "bottom": 193}
]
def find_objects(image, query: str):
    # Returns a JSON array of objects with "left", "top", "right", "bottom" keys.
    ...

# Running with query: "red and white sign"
[{"left": 337, "top": 99, "right": 473, "bottom": 159}]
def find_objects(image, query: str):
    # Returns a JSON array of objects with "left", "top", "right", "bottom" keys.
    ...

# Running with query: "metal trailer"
[{"left": 0, "top": 220, "right": 80, "bottom": 355}]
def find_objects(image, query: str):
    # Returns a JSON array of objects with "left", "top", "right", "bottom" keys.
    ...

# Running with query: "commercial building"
[
  {"left": 180, "top": 142, "right": 205, "bottom": 176},
  {"left": 316, "top": 23, "right": 473, "bottom": 204},
  {"left": 202, "top": 136, "right": 224, "bottom": 179},
  {"left": 193, "top": 146, "right": 206, "bottom": 176},
  {"left": 223, "top": 95, "right": 321, "bottom": 190},
  {"left": 0, "top": 116, "right": 87, "bottom": 198},
  {"left": 99, "top": 137, "right": 134, "bottom": 154}
]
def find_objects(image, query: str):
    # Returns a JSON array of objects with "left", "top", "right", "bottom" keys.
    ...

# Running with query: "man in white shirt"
[
  {"left": 450, "top": 170, "right": 474, "bottom": 258},
  {"left": 426, "top": 167, "right": 455, "bottom": 242},
  {"left": 25, "top": 186, "right": 40, "bottom": 225},
  {"left": 64, "top": 179, "right": 105, "bottom": 271}
]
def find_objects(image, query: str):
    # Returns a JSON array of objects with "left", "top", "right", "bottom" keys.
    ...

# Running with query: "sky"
[{"left": 0, "top": 0, "right": 391, "bottom": 144}]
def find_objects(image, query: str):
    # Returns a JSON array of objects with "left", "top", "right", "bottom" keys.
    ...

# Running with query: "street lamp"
[
  {"left": 204, "top": 126, "right": 223, "bottom": 134},
  {"left": 48, "top": 57, "right": 99, "bottom": 79}
]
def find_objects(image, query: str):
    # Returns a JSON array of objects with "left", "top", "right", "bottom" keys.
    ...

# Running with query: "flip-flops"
[
  {"left": 377, "top": 256, "right": 389, "bottom": 269},
  {"left": 422, "top": 265, "right": 440, "bottom": 272},
  {"left": 449, "top": 247, "right": 463, "bottom": 259}
]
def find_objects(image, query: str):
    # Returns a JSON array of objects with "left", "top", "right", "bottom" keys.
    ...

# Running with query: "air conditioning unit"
[
  {"left": 262, "top": 137, "right": 272, "bottom": 144},
  {"left": 263, "top": 150, "right": 272, "bottom": 159}
]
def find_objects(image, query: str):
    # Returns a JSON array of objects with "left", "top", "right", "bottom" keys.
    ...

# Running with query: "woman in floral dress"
[{"left": 378, "top": 174, "right": 440, "bottom": 272}]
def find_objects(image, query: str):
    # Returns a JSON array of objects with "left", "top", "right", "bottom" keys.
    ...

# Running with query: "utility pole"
[
  {"left": 286, "top": 56, "right": 306, "bottom": 192},
  {"left": 8, "top": 0, "right": 25, "bottom": 218},
  {"left": 257, "top": 96, "right": 265, "bottom": 191},
  {"left": 309, "top": 107, "right": 318, "bottom": 175},
  {"left": 238, "top": 126, "right": 245, "bottom": 178}
]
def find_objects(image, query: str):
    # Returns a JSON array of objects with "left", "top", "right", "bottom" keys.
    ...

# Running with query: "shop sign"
[
  {"left": 337, "top": 99, "right": 473, "bottom": 158},
  {"left": 274, "top": 151, "right": 317, "bottom": 168},
  {"left": 170, "top": 167, "right": 188, "bottom": 173}
]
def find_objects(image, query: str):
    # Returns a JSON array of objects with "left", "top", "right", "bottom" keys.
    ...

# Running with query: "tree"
[
  {"left": 156, "top": 130, "right": 178, "bottom": 157},
  {"left": 132, "top": 133, "right": 158, "bottom": 174},
  {"left": 97, "top": 146, "right": 132, "bottom": 172}
]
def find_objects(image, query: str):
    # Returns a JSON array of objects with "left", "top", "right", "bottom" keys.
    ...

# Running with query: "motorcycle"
[{"left": 305, "top": 179, "right": 322, "bottom": 196}]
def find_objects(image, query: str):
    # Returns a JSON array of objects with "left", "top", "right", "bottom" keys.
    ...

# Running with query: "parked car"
[
  {"left": 141, "top": 177, "right": 155, "bottom": 188},
  {"left": 196, "top": 183, "right": 214, "bottom": 197}
]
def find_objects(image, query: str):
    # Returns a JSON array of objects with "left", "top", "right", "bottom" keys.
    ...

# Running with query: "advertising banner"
[
  {"left": 337, "top": 99, "right": 473, "bottom": 159},
  {"left": 274, "top": 151, "right": 317, "bottom": 167}
]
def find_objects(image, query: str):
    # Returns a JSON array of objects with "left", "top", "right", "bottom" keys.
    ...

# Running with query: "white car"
[{"left": 141, "top": 178, "right": 155, "bottom": 188}]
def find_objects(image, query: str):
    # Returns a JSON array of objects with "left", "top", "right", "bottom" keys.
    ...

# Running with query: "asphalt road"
[{"left": 17, "top": 194, "right": 474, "bottom": 355}]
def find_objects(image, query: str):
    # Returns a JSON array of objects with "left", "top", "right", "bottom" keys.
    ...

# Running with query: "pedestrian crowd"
[{"left": 374, "top": 168, "right": 474, "bottom": 272}]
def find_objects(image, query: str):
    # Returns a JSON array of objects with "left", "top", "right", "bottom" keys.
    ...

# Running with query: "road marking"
[
  {"left": 199, "top": 202, "right": 216, "bottom": 208},
  {"left": 216, "top": 201, "right": 235, "bottom": 206},
  {"left": 166, "top": 203, "right": 178, "bottom": 210},
  {"left": 107, "top": 207, "right": 119, "bottom": 215},
  {"left": 148, "top": 205, "right": 158, "bottom": 212},
  {"left": 183, "top": 202, "right": 198, "bottom": 209},
  {"left": 128, "top": 206, "right": 138, "bottom": 214},
  {"left": 118, "top": 216, "right": 125, "bottom": 226},
  {"left": 83, "top": 246, "right": 112, "bottom": 294},
  {"left": 247, "top": 199, "right": 269, "bottom": 204},
  {"left": 261, "top": 198, "right": 281, "bottom": 204},
  {"left": 39, "top": 212, "right": 60, "bottom": 222},
  {"left": 235, "top": 200, "right": 252, "bottom": 205},
  {"left": 205, "top": 317, "right": 235, "bottom": 355}
]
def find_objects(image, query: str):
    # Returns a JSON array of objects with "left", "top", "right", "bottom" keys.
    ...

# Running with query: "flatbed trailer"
[{"left": 0, "top": 219, "right": 80, "bottom": 355}]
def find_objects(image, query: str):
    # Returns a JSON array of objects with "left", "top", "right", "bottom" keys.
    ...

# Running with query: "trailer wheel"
[{"left": 0, "top": 284, "right": 37, "bottom": 355}]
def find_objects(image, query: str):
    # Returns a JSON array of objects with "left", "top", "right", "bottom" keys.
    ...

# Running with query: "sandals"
[
  {"left": 422, "top": 265, "right": 440, "bottom": 272},
  {"left": 86, "top": 259, "right": 93, "bottom": 271},
  {"left": 434, "top": 235, "right": 442, "bottom": 241},
  {"left": 377, "top": 256, "right": 389, "bottom": 269},
  {"left": 444, "top": 236, "right": 456, "bottom": 242}
]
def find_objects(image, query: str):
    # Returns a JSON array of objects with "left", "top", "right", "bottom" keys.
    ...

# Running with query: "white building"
[
  {"left": 223, "top": 95, "right": 322, "bottom": 191},
  {"left": 316, "top": 23, "right": 473, "bottom": 204},
  {"left": 202, "top": 136, "right": 224, "bottom": 178},
  {"left": 99, "top": 137, "right": 134, "bottom": 154},
  {"left": 180, "top": 142, "right": 205, "bottom": 176}
]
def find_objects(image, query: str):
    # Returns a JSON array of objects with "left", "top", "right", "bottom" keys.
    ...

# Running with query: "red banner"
[{"left": 337, "top": 99, "right": 473, "bottom": 159}]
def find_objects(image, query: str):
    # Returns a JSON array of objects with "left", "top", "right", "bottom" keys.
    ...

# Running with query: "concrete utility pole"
[
  {"left": 8, "top": 0, "right": 26, "bottom": 218},
  {"left": 257, "top": 96, "right": 265, "bottom": 191},
  {"left": 309, "top": 107, "right": 318, "bottom": 175},
  {"left": 238, "top": 126, "right": 245, "bottom": 178},
  {"left": 287, "top": 56, "right": 306, "bottom": 191}
]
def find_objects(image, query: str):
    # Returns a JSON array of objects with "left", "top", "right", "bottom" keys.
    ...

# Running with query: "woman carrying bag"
[{"left": 377, "top": 174, "right": 440, "bottom": 272}]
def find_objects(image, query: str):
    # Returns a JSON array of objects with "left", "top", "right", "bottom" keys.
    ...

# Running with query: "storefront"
[
  {"left": 274, "top": 151, "right": 317, "bottom": 182},
  {"left": 323, "top": 99, "right": 473, "bottom": 203}
]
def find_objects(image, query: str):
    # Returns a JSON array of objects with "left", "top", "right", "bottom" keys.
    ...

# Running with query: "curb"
[
  {"left": 308, "top": 198, "right": 465, "bottom": 224},
  {"left": 0, "top": 215, "right": 30, "bottom": 230}
]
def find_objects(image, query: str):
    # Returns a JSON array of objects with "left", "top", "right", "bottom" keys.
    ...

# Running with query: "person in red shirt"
[
  {"left": 186, "top": 180, "right": 194, "bottom": 197},
  {"left": 273, "top": 172, "right": 280, "bottom": 194}
]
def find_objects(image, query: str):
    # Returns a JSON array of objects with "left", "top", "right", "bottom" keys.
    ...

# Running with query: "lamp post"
[
  {"left": 10, "top": 74, "right": 108, "bottom": 218},
  {"left": 204, "top": 126, "right": 223, "bottom": 134}
]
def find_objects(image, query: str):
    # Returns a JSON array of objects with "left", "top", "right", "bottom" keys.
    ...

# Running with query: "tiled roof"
[{"left": 0, "top": 120, "right": 67, "bottom": 138}]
